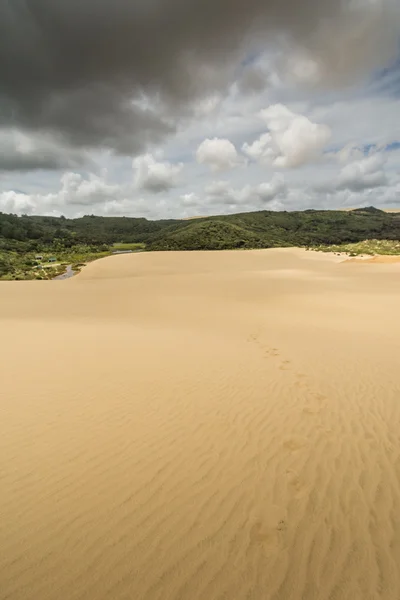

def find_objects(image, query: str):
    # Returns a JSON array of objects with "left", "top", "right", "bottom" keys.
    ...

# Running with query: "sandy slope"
[{"left": 1, "top": 249, "right": 400, "bottom": 600}]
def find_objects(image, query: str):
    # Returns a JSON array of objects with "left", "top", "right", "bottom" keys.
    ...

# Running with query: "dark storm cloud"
[
  {"left": 0, "top": 150, "right": 83, "bottom": 172},
  {"left": 0, "top": 131, "right": 92, "bottom": 171},
  {"left": 0, "top": 0, "right": 398, "bottom": 162}
]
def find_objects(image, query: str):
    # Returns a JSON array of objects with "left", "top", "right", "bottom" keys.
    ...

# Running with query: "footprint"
[
  {"left": 294, "top": 381, "right": 308, "bottom": 390},
  {"left": 286, "top": 470, "right": 309, "bottom": 499},
  {"left": 302, "top": 406, "right": 320, "bottom": 416},
  {"left": 250, "top": 517, "right": 287, "bottom": 553},
  {"left": 283, "top": 436, "right": 307, "bottom": 452},
  {"left": 316, "top": 426, "right": 332, "bottom": 434},
  {"left": 264, "top": 347, "right": 280, "bottom": 358},
  {"left": 279, "top": 360, "right": 291, "bottom": 371},
  {"left": 276, "top": 520, "right": 287, "bottom": 532},
  {"left": 312, "top": 393, "right": 327, "bottom": 403}
]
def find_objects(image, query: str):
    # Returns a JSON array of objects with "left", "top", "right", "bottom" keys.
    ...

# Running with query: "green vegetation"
[
  {"left": 112, "top": 242, "right": 146, "bottom": 251},
  {"left": 147, "top": 220, "right": 272, "bottom": 251},
  {"left": 146, "top": 206, "right": 400, "bottom": 251},
  {"left": 313, "top": 239, "right": 400, "bottom": 256},
  {"left": 0, "top": 245, "right": 113, "bottom": 281},
  {"left": 1, "top": 206, "right": 399, "bottom": 279}
]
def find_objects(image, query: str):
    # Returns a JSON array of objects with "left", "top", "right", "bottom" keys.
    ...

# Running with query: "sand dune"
[{"left": 1, "top": 248, "right": 400, "bottom": 600}]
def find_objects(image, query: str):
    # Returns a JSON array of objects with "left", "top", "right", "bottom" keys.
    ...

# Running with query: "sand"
[
  {"left": 345, "top": 255, "right": 400, "bottom": 264},
  {"left": 1, "top": 248, "right": 400, "bottom": 600}
]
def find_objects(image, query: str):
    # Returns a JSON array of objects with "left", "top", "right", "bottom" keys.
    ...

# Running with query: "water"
[{"left": 53, "top": 265, "right": 76, "bottom": 281}]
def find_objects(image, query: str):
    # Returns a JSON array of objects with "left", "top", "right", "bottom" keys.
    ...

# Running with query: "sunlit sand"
[{"left": 1, "top": 249, "right": 400, "bottom": 600}]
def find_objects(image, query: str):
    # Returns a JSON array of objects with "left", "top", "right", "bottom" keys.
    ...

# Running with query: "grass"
[
  {"left": 0, "top": 248, "right": 115, "bottom": 281},
  {"left": 312, "top": 239, "right": 400, "bottom": 256},
  {"left": 1, "top": 243, "right": 148, "bottom": 281},
  {"left": 112, "top": 242, "right": 146, "bottom": 251},
  {"left": 1, "top": 265, "right": 65, "bottom": 281}
]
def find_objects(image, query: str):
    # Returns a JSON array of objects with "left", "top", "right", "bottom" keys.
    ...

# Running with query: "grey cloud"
[
  {"left": 205, "top": 176, "right": 286, "bottom": 209},
  {"left": 236, "top": 67, "right": 270, "bottom": 95},
  {"left": 0, "top": 0, "right": 398, "bottom": 166},
  {"left": 2, "top": 172, "right": 400, "bottom": 218},
  {"left": 100, "top": 199, "right": 152, "bottom": 218},
  {"left": 337, "top": 173, "right": 387, "bottom": 192},
  {"left": 336, "top": 154, "right": 388, "bottom": 192},
  {"left": 312, "top": 152, "right": 389, "bottom": 194},
  {"left": 0, "top": 130, "right": 90, "bottom": 171},
  {"left": 180, "top": 193, "right": 201, "bottom": 207}
]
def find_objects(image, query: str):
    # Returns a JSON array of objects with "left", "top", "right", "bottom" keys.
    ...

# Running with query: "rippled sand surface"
[{"left": 1, "top": 249, "right": 400, "bottom": 600}]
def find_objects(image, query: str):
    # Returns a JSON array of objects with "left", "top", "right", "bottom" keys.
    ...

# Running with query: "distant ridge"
[
  {"left": 339, "top": 207, "right": 400, "bottom": 213},
  {"left": 1, "top": 206, "right": 400, "bottom": 252}
]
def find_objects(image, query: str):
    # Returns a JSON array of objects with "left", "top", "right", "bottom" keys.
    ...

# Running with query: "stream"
[{"left": 53, "top": 265, "right": 76, "bottom": 280}]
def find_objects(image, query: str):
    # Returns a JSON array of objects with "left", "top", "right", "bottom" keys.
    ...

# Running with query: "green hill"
[
  {"left": 147, "top": 207, "right": 400, "bottom": 250},
  {"left": 1, "top": 206, "right": 400, "bottom": 279},
  {"left": 148, "top": 219, "right": 269, "bottom": 250}
]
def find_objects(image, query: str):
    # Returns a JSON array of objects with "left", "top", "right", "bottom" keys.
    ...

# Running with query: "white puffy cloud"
[
  {"left": 180, "top": 193, "right": 201, "bottom": 207},
  {"left": 0, "top": 172, "right": 130, "bottom": 215},
  {"left": 133, "top": 153, "right": 183, "bottom": 193},
  {"left": 100, "top": 198, "right": 150, "bottom": 217},
  {"left": 374, "top": 179, "right": 400, "bottom": 207},
  {"left": 0, "top": 191, "right": 38, "bottom": 214},
  {"left": 0, "top": 0, "right": 400, "bottom": 220},
  {"left": 243, "top": 104, "right": 331, "bottom": 168},
  {"left": 257, "top": 177, "right": 287, "bottom": 202},
  {"left": 205, "top": 175, "right": 286, "bottom": 209},
  {"left": 58, "top": 172, "right": 121, "bottom": 206},
  {"left": 334, "top": 144, "right": 365, "bottom": 164},
  {"left": 196, "top": 138, "right": 241, "bottom": 172},
  {"left": 1, "top": 57, "right": 400, "bottom": 219},
  {"left": 337, "top": 154, "right": 387, "bottom": 192},
  {"left": 242, "top": 133, "right": 275, "bottom": 164}
]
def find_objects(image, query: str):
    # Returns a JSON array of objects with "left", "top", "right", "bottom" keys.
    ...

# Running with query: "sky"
[{"left": 1, "top": 0, "right": 400, "bottom": 219}]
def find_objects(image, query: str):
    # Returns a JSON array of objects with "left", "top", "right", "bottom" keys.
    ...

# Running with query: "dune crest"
[{"left": 1, "top": 249, "right": 400, "bottom": 600}]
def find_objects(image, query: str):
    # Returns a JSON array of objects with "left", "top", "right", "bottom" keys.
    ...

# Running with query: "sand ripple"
[{"left": 1, "top": 249, "right": 400, "bottom": 599}]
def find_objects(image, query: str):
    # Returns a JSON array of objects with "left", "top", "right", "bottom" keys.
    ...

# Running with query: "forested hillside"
[
  {"left": 1, "top": 206, "right": 399, "bottom": 252},
  {"left": 1, "top": 206, "right": 400, "bottom": 279}
]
